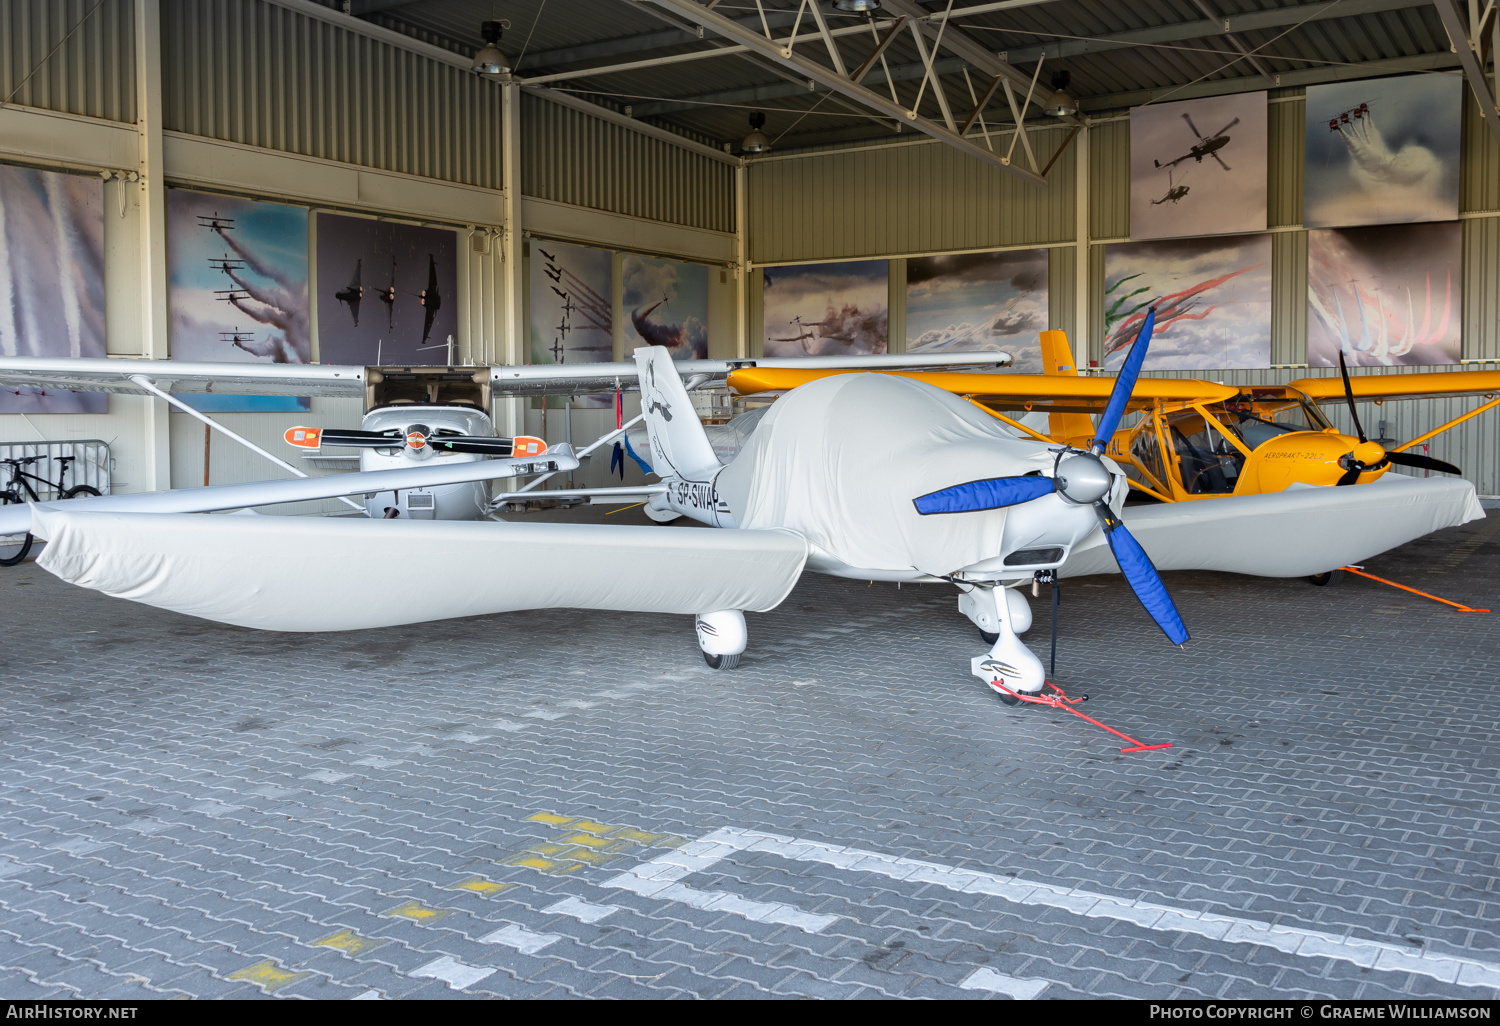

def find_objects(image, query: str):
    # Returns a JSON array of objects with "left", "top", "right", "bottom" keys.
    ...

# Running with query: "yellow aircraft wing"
[
  {"left": 726, "top": 367, "right": 1237, "bottom": 413},
  {"left": 1286, "top": 369, "right": 1500, "bottom": 403}
]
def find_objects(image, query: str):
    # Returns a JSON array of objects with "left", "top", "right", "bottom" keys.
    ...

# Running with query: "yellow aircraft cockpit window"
[
  {"left": 1165, "top": 409, "right": 1245, "bottom": 494},
  {"left": 1217, "top": 388, "right": 1332, "bottom": 449}
]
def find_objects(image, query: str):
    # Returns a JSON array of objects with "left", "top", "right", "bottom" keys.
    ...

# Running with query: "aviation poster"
[
  {"left": 1103, "top": 233, "right": 1272, "bottom": 371},
  {"left": 905, "top": 249, "right": 1048, "bottom": 371},
  {"left": 1304, "top": 73, "right": 1462, "bottom": 229},
  {"left": 167, "top": 188, "right": 309, "bottom": 412},
  {"left": 761, "top": 259, "right": 887, "bottom": 358},
  {"left": 0, "top": 165, "right": 106, "bottom": 414},
  {"left": 623, "top": 253, "right": 709, "bottom": 360},
  {"left": 530, "top": 240, "right": 613, "bottom": 366},
  {"left": 1307, "top": 221, "right": 1461, "bottom": 368},
  {"left": 315, "top": 213, "right": 458, "bottom": 367},
  {"left": 1129, "top": 92, "right": 1267, "bottom": 242}
]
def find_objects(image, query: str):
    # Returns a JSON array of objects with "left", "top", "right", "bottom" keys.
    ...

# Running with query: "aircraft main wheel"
[
  {"left": 703, "top": 651, "right": 740, "bottom": 670},
  {"left": 644, "top": 505, "right": 682, "bottom": 523},
  {"left": 995, "top": 689, "right": 1020, "bottom": 706},
  {"left": 1309, "top": 569, "right": 1345, "bottom": 587},
  {"left": 979, "top": 628, "right": 999, "bottom": 645}
]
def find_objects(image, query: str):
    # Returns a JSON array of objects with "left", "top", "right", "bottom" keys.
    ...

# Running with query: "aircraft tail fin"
[
  {"left": 633, "top": 345, "right": 722, "bottom": 479},
  {"left": 1038, "top": 331, "right": 1096, "bottom": 442}
]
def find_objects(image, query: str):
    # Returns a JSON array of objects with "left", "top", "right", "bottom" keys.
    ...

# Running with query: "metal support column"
[
  {"left": 135, "top": 0, "right": 171, "bottom": 490},
  {"left": 1074, "top": 121, "right": 1090, "bottom": 366},
  {"left": 500, "top": 80, "right": 526, "bottom": 437},
  {"left": 735, "top": 162, "right": 748, "bottom": 359}
]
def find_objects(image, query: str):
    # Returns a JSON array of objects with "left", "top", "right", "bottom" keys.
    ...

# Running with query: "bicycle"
[{"left": 0, "top": 455, "right": 102, "bottom": 566}]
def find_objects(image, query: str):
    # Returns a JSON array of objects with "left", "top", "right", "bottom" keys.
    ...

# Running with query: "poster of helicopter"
[
  {"left": 1307, "top": 221, "right": 1461, "bottom": 369},
  {"left": 623, "top": 253, "right": 709, "bottom": 360},
  {"left": 761, "top": 259, "right": 887, "bottom": 358},
  {"left": 315, "top": 213, "right": 458, "bottom": 367},
  {"left": 0, "top": 165, "right": 106, "bottom": 414},
  {"left": 905, "top": 249, "right": 1048, "bottom": 370},
  {"left": 167, "top": 189, "right": 309, "bottom": 411},
  {"left": 1129, "top": 92, "right": 1267, "bottom": 241},
  {"left": 1303, "top": 73, "right": 1462, "bottom": 229},
  {"left": 1102, "top": 233, "right": 1272, "bottom": 371}
]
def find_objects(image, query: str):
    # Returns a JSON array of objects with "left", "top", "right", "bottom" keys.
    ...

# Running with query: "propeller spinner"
[{"left": 913, "top": 308, "right": 1189, "bottom": 646}]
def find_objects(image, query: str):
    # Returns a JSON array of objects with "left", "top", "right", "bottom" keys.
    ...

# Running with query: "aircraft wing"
[
  {"left": 0, "top": 447, "right": 580, "bottom": 537},
  {"left": 30, "top": 508, "right": 809, "bottom": 632},
  {"left": 728, "top": 367, "right": 1237, "bottom": 414},
  {"left": 1060, "top": 476, "right": 1483, "bottom": 579},
  {"left": 0, "top": 357, "right": 367, "bottom": 397},
  {"left": 1287, "top": 369, "right": 1500, "bottom": 403},
  {"left": 0, "top": 352, "right": 1013, "bottom": 400}
]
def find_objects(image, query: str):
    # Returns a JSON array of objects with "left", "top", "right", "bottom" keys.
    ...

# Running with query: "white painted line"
[
  {"left": 488, "top": 720, "right": 531, "bottom": 732},
  {"left": 189, "top": 801, "right": 245, "bottom": 818},
  {"left": 544, "top": 897, "right": 619, "bottom": 924},
  {"left": 604, "top": 843, "right": 838, "bottom": 934},
  {"left": 350, "top": 757, "right": 403, "bottom": 769},
  {"left": 410, "top": 956, "right": 496, "bottom": 991},
  {"left": 350, "top": 989, "right": 383, "bottom": 1000},
  {"left": 695, "top": 827, "right": 1500, "bottom": 990},
  {"left": 523, "top": 710, "right": 566, "bottom": 720},
  {"left": 959, "top": 967, "right": 1050, "bottom": 1000},
  {"left": 479, "top": 923, "right": 561, "bottom": 955},
  {"left": 447, "top": 732, "right": 487, "bottom": 743}
]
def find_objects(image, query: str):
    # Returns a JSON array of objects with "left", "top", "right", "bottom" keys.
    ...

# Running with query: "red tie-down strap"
[{"left": 989, "top": 680, "right": 1173, "bottom": 754}]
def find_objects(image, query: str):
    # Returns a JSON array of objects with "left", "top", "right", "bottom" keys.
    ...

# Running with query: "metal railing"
[{"left": 0, "top": 439, "right": 113, "bottom": 499}]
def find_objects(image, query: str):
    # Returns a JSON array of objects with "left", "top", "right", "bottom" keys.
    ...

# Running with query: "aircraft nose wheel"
[
  {"left": 703, "top": 651, "right": 740, "bottom": 670},
  {"left": 1309, "top": 569, "right": 1345, "bottom": 586},
  {"left": 979, "top": 628, "right": 999, "bottom": 645}
]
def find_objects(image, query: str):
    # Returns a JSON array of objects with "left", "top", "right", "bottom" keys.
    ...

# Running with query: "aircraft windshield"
[{"left": 1217, "top": 389, "right": 1331, "bottom": 449}]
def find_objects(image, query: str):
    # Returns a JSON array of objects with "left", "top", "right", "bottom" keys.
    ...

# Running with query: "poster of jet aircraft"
[
  {"left": 0, "top": 165, "right": 106, "bottom": 415},
  {"left": 315, "top": 212, "right": 457, "bottom": 366},
  {"left": 762, "top": 260, "right": 887, "bottom": 357},
  {"left": 1130, "top": 92, "right": 1267, "bottom": 241},
  {"left": 1307, "top": 220, "right": 1462, "bottom": 368},
  {"left": 1304, "top": 74, "right": 1462, "bottom": 229},
  {"left": 167, "top": 189, "right": 310, "bottom": 412},
  {"left": 905, "top": 250, "right": 1048, "bottom": 370},
  {"left": 530, "top": 240, "right": 613, "bottom": 367},
  {"left": 1103, "top": 233, "right": 1271, "bottom": 371},
  {"left": 623, "top": 253, "right": 709, "bottom": 361}
]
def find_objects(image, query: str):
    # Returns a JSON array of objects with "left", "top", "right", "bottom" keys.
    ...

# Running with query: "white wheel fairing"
[{"left": 695, "top": 609, "right": 747, "bottom": 656}]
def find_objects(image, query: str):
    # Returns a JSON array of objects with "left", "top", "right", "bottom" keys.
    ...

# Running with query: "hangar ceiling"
[{"left": 316, "top": 1, "right": 1497, "bottom": 166}]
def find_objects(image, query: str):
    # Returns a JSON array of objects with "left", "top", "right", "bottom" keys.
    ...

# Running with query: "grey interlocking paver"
[{"left": 1, "top": 511, "right": 1499, "bottom": 998}]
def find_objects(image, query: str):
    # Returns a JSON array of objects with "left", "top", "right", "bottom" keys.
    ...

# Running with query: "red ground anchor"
[{"left": 991, "top": 680, "right": 1173, "bottom": 754}]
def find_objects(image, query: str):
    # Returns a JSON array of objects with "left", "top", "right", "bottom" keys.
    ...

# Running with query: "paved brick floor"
[{"left": 1, "top": 508, "right": 1498, "bottom": 1000}]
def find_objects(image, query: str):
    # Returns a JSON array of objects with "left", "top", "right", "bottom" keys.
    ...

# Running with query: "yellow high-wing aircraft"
[{"left": 727, "top": 331, "right": 1500, "bottom": 505}]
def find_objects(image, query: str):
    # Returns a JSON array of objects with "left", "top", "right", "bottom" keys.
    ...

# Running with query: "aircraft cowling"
[
  {"left": 714, "top": 373, "right": 1112, "bottom": 578},
  {"left": 1237, "top": 430, "right": 1387, "bottom": 494}
]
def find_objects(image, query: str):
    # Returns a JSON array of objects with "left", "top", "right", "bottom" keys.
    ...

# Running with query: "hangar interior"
[{"left": 2, "top": 0, "right": 1500, "bottom": 1004}]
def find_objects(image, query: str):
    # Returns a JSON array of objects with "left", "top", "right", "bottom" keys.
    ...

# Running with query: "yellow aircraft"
[{"left": 727, "top": 330, "right": 1500, "bottom": 505}]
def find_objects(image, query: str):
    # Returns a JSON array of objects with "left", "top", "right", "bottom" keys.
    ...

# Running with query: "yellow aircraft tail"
[{"left": 1039, "top": 330, "right": 1096, "bottom": 442}]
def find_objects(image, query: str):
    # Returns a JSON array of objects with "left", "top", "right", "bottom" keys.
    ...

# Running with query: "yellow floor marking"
[
  {"left": 506, "top": 854, "right": 580, "bottom": 875},
  {"left": 557, "top": 848, "right": 622, "bottom": 867},
  {"left": 561, "top": 832, "right": 615, "bottom": 850},
  {"left": 525, "top": 841, "right": 573, "bottom": 857},
  {"left": 567, "top": 819, "right": 620, "bottom": 836},
  {"left": 451, "top": 877, "right": 511, "bottom": 896},
  {"left": 226, "top": 960, "right": 312, "bottom": 993},
  {"left": 381, "top": 899, "right": 455, "bottom": 923},
  {"left": 525, "top": 812, "right": 578, "bottom": 827},
  {"left": 311, "top": 929, "right": 388, "bottom": 957}
]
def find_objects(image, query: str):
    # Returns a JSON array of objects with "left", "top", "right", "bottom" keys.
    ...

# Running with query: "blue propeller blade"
[
  {"left": 1091, "top": 306, "right": 1156, "bottom": 454},
  {"left": 913, "top": 474, "right": 1054, "bottom": 515},
  {"left": 1097, "top": 506, "right": 1188, "bottom": 645}
]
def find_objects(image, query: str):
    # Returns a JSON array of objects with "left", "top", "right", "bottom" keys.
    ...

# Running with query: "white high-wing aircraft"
[{"left": 0, "top": 320, "right": 1190, "bottom": 705}]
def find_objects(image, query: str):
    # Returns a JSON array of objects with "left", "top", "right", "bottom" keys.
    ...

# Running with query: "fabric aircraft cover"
[
  {"left": 715, "top": 373, "right": 1054, "bottom": 577},
  {"left": 1059, "top": 476, "right": 1483, "bottom": 579},
  {"left": 30, "top": 509, "right": 809, "bottom": 632}
]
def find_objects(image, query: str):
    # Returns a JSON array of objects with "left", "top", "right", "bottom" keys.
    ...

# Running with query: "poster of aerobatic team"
[
  {"left": 761, "top": 260, "right": 887, "bottom": 357},
  {"left": 0, "top": 165, "right": 106, "bottom": 414}
]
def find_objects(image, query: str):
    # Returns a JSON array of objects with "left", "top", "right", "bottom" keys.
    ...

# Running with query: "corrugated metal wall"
[
  {"left": 0, "top": 0, "right": 135, "bottom": 122},
  {"left": 746, "top": 123, "right": 1077, "bottom": 264},
  {"left": 161, "top": 0, "right": 503, "bottom": 189},
  {"left": 521, "top": 93, "right": 735, "bottom": 233}
]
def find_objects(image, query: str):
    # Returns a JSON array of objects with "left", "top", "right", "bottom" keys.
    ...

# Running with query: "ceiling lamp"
[
  {"left": 742, "top": 112, "right": 771, "bottom": 154},
  {"left": 1042, "top": 70, "right": 1078, "bottom": 117},
  {"left": 472, "top": 19, "right": 512, "bottom": 77},
  {"left": 833, "top": 0, "right": 881, "bottom": 11}
]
